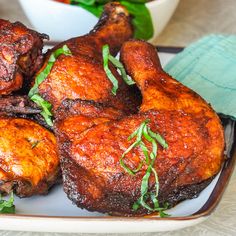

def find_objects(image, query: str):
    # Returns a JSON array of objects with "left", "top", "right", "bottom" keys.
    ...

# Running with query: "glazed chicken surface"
[
  {"left": 0, "top": 2, "right": 138, "bottom": 200},
  {"left": 0, "top": 2, "right": 224, "bottom": 213},
  {"left": 36, "top": 3, "right": 140, "bottom": 114},
  {"left": 0, "top": 19, "right": 46, "bottom": 95},
  {"left": 55, "top": 40, "right": 224, "bottom": 215},
  {"left": 0, "top": 19, "right": 60, "bottom": 197},
  {"left": 0, "top": 115, "right": 60, "bottom": 197},
  {"left": 0, "top": 97, "right": 59, "bottom": 198}
]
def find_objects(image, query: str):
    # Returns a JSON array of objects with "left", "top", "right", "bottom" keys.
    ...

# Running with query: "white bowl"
[{"left": 18, "top": 0, "right": 179, "bottom": 43}]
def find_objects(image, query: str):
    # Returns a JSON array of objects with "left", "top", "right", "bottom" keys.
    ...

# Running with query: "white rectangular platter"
[{"left": 0, "top": 52, "right": 235, "bottom": 233}]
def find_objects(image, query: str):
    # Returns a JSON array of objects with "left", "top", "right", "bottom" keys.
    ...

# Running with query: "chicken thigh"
[{"left": 56, "top": 40, "right": 224, "bottom": 215}]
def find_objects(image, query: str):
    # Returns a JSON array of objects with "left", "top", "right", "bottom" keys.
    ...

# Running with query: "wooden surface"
[{"left": 0, "top": 0, "right": 236, "bottom": 235}]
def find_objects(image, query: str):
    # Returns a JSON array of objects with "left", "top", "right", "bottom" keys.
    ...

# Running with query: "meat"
[
  {"left": 55, "top": 40, "right": 224, "bottom": 216},
  {"left": 0, "top": 19, "right": 46, "bottom": 95},
  {"left": 0, "top": 95, "right": 41, "bottom": 115},
  {"left": 0, "top": 19, "right": 61, "bottom": 197},
  {"left": 0, "top": 117, "right": 60, "bottom": 197},
  {"left": 36, "top": 3, "right": 140, "bottom": 114},
  {"left": 0, "top": 3, "right": 139, "bottom": 199},
  {"left": 0, "top": 95, "right": 54, "bottom": 130}
]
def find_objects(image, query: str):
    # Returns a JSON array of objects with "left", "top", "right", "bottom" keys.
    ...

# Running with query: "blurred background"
[{"left": 0, "top": 0, "right": 236, "bottom": 46}]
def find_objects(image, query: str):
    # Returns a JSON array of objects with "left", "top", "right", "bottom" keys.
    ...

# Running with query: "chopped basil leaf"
[
  {"left": 120, "top": 119, "right": 170, "bottom": 216},
  {"left": 108, "top": 54, "right": 135, "bottom": 86},
  {"left": 31, "top": 140, "right": 40, "bottom": 149},
  {"left": 26, "top": 138, "right": 41, "bottom": 149},
  {"left": 28, "top": 45, "right": 72, "bottom": 126},
  {"left": 0, "top": 192, "right": 15, "bottom": 214},
  {"left": 102, "top": 44, "right": 119, "bottom": 95},
  {"left": 30, "top": 94, "right": 53, "bottom": 126},
  {"left": 148, "top": 128, "right": 168, "bottom": 149},
  {"left": 159, "top": 209, "right": 170, "bottom": 218},
  {"left": 102, "top": 44, "right": 135, "bottom": 95}
]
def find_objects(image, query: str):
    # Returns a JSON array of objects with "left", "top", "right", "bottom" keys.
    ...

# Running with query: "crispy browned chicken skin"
[
  {"left": 0, "top": 20, "right": 60, "bottom": 197},
  {"left": 37, "top": 3, "right": 140, "bottom": 114},
  {"left": 0, "top": 116, "right": 60, "bottom": 197},
  {"left": 0, "top": 19, "right": 46, "bottom": 95},
  {"left": 56, "top": 40, "right": 224, "bottom": 216}
]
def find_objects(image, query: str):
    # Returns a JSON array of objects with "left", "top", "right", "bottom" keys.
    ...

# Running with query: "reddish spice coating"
[
  {"left": 0, "top": 118, "right": 60, "bottom": 197},
  {"left": 55, "top": 39, "right": 224, "bottom": 216},
  {"left": 37, "top": 3, "right": 140, "bottom": 114},
  {"left": 0, "top": 19, "right": 45, "bottom": 95}
]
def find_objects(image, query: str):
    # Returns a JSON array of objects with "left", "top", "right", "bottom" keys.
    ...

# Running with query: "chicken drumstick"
[{"left": 37, "top": 3, "right": 139, "bottom": 114}]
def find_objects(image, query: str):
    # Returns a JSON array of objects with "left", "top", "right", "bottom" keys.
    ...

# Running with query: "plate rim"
[
  {"left": 0, "top": 115, "right": 235, "bottom": 223},
  {"left": 0, "top": 48, "right": 235, "bottom": 229}
]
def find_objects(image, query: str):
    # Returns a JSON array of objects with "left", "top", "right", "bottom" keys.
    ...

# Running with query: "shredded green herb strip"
[
  {"left": 102, "top": 44, "right": 135, "bottom": 95},
  {"left": 31, "top": 140, "right": 40, "bottom": 149},
  {"left": 26, "top": 138, "right": 41, "bottom": 149},
  {"left": 120, "top": 119, "right": 170, "bottom": 217},
  {"left": 28, "top": 45, "right": 72, "bottom": 126},
  {"left": 70, "top": 0, "right": 153, "bottom": 40},
  {"left": 102, "top": 44, "right": 119, "bottom": 95},
  {"left": 0, "top": 192, "right": 15, "bottom": 214}
]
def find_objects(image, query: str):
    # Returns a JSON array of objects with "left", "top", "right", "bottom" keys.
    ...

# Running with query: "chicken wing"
[
  {"left": 56, "top": 40, "right": 224, "bottom": 215},
  {"left": 0, "top": 19, "right": 46, "bottom": 95},
  {"left": 36, "top": 3, "right": 140, "bottom": 114}
]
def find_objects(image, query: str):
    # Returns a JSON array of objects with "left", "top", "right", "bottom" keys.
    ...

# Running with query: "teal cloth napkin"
[{"left": 164, "top": 35, "right": 236, "bottom": 119}]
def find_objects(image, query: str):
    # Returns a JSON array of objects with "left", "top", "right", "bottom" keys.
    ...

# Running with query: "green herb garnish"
[
  {"left": 28, "top": 45, "right": 72, "bottom": 126},
  {"left": 31, "top": 140, "right": 40, "bottom": 149},
  {"left": 0, "top": 192, "right": 15, "bottom": 214},
  {"left": 107, "top": 51, "right": 135, "bottom": 86},
  {"left": 26, "top": 138, "right": 41, "bottom": 149},
  {"left": 102, "top": 44, "right": 135, "bottom": 95},
  {"left": 70, "top": 0, "right": 154, "bottom": 40},
  {"left": 102, "top": 44, "right": 119, "bottom": 95},
  {"left": 120, "top": 119, "right": 170, "bottom": 217}
]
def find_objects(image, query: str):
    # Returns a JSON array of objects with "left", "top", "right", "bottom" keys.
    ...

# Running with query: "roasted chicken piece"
[
  {"left": 0, "top": 95, "right": 53, "bottom": 130},
  {"left": 36, "top": 3, "right": 140, "bottom": 114},
  {"left": 0, "top": 95, "right": 41, "bottom": 115},
  {"left": 0, "top": 19, "right": 46, "bottom": 95},
  {"left": 56, "top": 40, "right": 224, "bottom": 216},
  {"left": 0, "top": 96, "right": 60, "bottom": 197},
  {"left": 0, "top": 20, "right": 59, "bottom": 197}
]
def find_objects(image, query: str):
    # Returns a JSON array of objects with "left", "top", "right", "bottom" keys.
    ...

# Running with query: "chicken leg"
[
  {"left": 56, "top": 40, "right": 224, "bottom": 215},
  {"left": 37, "top": 3, "right": 140, "bottom": 114}
]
